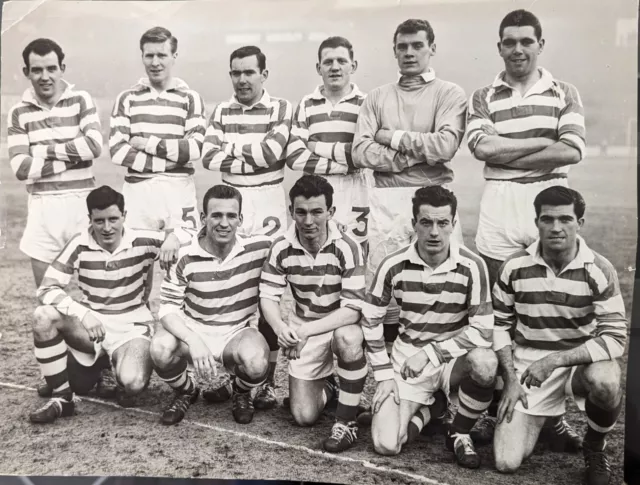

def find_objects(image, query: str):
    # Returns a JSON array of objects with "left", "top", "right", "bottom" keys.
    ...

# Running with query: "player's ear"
[
  {"left": 60, "top": 63, "right": 66, "bottom": 73},
  {"left": 538, "top": 38, "right": 545, "bottom": 54},
  {"left": 200, "top": 211, "right": 206, "bottom": 226},
  {"left": 411, "top": 218, "right": 416, "bottom": 227},
  {"left": 261, "top": 68, "right": 269, "bottom": 82},
  {"left": 496, "top": 41, "right": 502, "bottom": 54},
  {"left": 289, "top": 204, "right": 294, "bottom": 218},
  {"left": 351, "top": 59, "right": 358, "bottom": 73},
  {"left": 577, "top": 217, "right": 584, "bottom": 230},
  {"left": 429, "top": 43, "right": 436, "bottom": 56},
  {"left": 316, "top": 62, "right": 322, "bottom": 76},
  {"left": 23, "top": 66, "right": 29, "bottom": 77},
  {"left": 328, "top": 206, "right": 336, "bottom": 218}
]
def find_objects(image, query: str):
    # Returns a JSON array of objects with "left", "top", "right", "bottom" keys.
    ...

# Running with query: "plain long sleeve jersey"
[{"left": 352, "top": 75, "right": 467, "bottom": 188}]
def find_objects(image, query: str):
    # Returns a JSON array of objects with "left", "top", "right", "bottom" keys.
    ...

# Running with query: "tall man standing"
[
  {"left": 201, "top": 45, "right": 293, "bottom": 411},
  {"left": 466, "top": 10, "right": 586, "bottom": 445}
]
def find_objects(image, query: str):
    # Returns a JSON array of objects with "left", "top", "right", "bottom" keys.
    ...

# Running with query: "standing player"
[
  {"left": 285, "top": 36, "right": 369, "bottom": 256},
  {"left": 8, "top": 38, "right": 111, "bottom": 398},
  {"left": 201, "top": 45, "right": 293, "bottom": 411},
  {"left": 466, "top": 9, "right": 586, "bottom": 445},
  {"left": 28, "top": 186, "right": 186, "bottom": 423},
  {"left": 151, "top": 185, "right": 272, "bottom": 425},
  {"left": 363, "top": 186, "right": 496, "bottom": 468},
  {"left": 260, "top": 175, "right": 368, "bottom": 453},
  {"left": 492, "top": 186, "right": 626, "bottom": 485},
  {"left": 110, "top": 27, "right": 206, "bottom": 233}
]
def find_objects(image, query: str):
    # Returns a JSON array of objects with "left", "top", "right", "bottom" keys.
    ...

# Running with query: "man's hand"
[
  {"left": 372, "top": 379, "right": 400, "bottom": 414},
  {"left": 287, "top": 327, "right": 310, "bottom": 360},
  {"left": 374, "top": 129, "right": 394, "bottom": 147},
  {"left": 130, "top": 136, "right": 150, "bottom": 151},
  {"left": 276, "top": 324, "right": 299, "bottom": 349},
  {"left": 520, "top": 356, "right": 557, "bottom": 389},
  {"left": 81, "top": 312, "right": 106, "bottom": 344},
  {"left": 335, "top": 222, "right": 349, "bottom": 233},
  {"left": 481, "top": 124, "right": 499, "bottom": 136},
  {"left": 186, "top": 335, "right": 217, "bottom": 380},
  {"left": 159, "top": 233, "right": 181, "bottom": 271},
  {"left": 497, "top": 378, "right": 529, "bottom": 424},
  {"left": 400, "top": 351, "right": 429, "bottom": 380}
]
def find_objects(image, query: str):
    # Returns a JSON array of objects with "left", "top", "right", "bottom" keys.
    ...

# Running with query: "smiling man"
[
  {"left": 465, "top": 9, "right": 587, "bottom": 446},
  {"left": 362, "top": 186, "right": 496, "bottom": 468},
  {"left": 29, "top": 186, "right": 188, "bottom": 424},
  {"left": 201, "top": 45, "right": 293, "bottom": 410},
  {"left": 260, "top": 175, "right": 368, "bottom": 453},
  {"left": 492, "top": 186, "right": 626, "bottom": 485}
]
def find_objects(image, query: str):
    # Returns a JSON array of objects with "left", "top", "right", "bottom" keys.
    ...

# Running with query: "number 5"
[{"left": 181, "top": 206, "right": 197, "bottom": 229}]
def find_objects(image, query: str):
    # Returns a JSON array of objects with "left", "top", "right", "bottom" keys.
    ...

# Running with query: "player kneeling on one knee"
[
  {"left": 260, "top": 175, "right": 369, "bottom": 453},
  {"left": 362, "top": 186, "right": 497, "bottom": 469},
  {"left": 151, "top": 185, "right": 273, "bottom": 426},
  {"left": 30, "top": 186, "right": 188, "bottom": 424},
  {"left": 492, "top": 187, "right": 626, "bottom": 485}
]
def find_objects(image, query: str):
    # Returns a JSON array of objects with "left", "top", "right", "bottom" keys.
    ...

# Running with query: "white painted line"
[{"left": 2, "top": 381, "right": 449, "bottom": 485}]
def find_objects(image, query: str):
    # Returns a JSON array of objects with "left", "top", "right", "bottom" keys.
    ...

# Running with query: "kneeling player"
[
  {"left": 363, "top": 186, "right": 497, "bottom": 468},
  {"left": 492, "top": 187, "right": 626, "bottom": 485},
  {"left": 29, "top": 186, "right": 186, "bottom": 423},
  {"left": 260, "top": 175, "right": 368, "bottom": 452},
  {"left": 151, "top": 185, "right": 272, "bottom": 425}
]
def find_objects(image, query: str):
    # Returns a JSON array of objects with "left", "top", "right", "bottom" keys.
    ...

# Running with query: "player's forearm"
[
  {"left": 496, "top": 345, "right": 518, "bottom": 383},
  {"left": 504, "top": 142, "right": 582, "bottom": 170},
  {"left": 10, "top": 153, "right": 71, "bottom": 181},
  {"left": 299, "top": 307, "right": 361, "bottom": 339},
  {"left": 474, "top": 136, "right": 553, "bottom": 165},
  {"left": 546, "top": 343, "right": 603, "bottom": 370},
  {"left": 352, "top": 138, "right": 406, "bottom": 172},
  {"left": 260, "top": 298, "right": 288, "bottom": 334},
  {"left": 393, "top": 128, "right": 460, "bottom": 165},
  {"left": 38, "top": 285, "right": 89, "bottom": 321},
  {"left": 149, "top": 137, "right": 203, "bottom": 164},
  {"left": 160, "top": 313, "right": 199, "bottom": 345}
]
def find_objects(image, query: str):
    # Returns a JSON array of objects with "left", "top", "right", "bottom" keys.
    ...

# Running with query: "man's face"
[
  {"left": 317, "top": 46, "right": 356, "bottom": 93},
  {"left": 90, "top": 205, "right": 125, "bottom": 251},
  {"left": 498, "top": 26, "right": 544, "bottom": 79},
  {"left": 230, "top": 55, "right": 267, "bottom": 106},
  {"left": 412, "top": 204, "right": 455, "bottom": 258},
  {"left": 23, "top": 51, "right": 65, "bottom": 102},
  {"left": 201, "top": 197, "right": 242, "bottom": 246},
  {"left": 142, "top": 40, "right": 176, "bottom": 86},
  {"left": 394, "top": 30, "right": 435, "bottom": 76},
  {"left": 536, "top": 204, "right": 583, "bottom": 255},
  {"left": 291, "top": 195, "right": 334, "bottom": 245}
]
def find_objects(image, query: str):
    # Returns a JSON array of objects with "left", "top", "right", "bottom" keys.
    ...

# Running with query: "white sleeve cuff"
[
  {"left": 390, "top": 130, "right": 405, "bottom": 150},
  {"left": 373, "top": 368, "right": 395, "bottom": 382},
  {"left": 145, "top": 135, "right": 161, "bottom": 155},
  {"left": 69, "top": 302, "right": 90, "bottom": 321},
  {"left": 423, "top": 343, "right": 442, "bottom": 366},
  {"left": 158, "top": 304, "right": 181, "bottom": 320}
]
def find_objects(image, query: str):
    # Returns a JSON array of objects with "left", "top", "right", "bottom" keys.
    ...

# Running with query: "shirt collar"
[
  {"left": 406, "top": 239, "right": 460, "bottom": 274},
  {"left": 22, "top": 79, "right": 75, "bottom": 107},
  {"left": 229, "top": 89, "right": 271, "bottom": 109},
  {"left": 133, "top": 77, "right": 189, "bottom": 92},
  {"left": 309, "top": 83, "right": 365, "bottom": 102},
  {"left": 83, "top": 225, "right": 135, "bottom": 253},
  {"left": 187, "top": 228, "right": 246, "bottom": 262},
  {"left": 284, "top": 220, "right": 342, "bottom": 251},
  {"left": 492, "top": 67, "right": 555, "bottom": 95},
  {"left": 396, "top": 68, "right": 436, "bottom": 84},
  {"left": 526, "top": 235, "right": 595, "bottom": 271}
]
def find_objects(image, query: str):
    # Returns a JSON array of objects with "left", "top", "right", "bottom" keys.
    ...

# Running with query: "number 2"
[
  {"left": 352, "top": 206, "right": 370, "bottom": 237},
  {"left": 181, "top": 206, "right": 197, "bottom": 229},
  {"left": 262, "top": 216, "right": 282, "bottom": 237}
]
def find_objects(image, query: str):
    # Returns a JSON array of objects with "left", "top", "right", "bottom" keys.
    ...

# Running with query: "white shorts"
[
  {"left": 368, "top": 185, "right": 464, "bottom": 281},
  {"left": 68, "top": 306, "right": 154, "bottom": 367},
  {"left": 122, "top": 175, "right": 199, "bottom": 231},
  {"left": 325, "top": 171, "right": 371, "bottom": 250},
  {"left": 232, "top": 183, "right": 288, "bottom": 238},
  {"left": 288, "top": 329, "right": 337, "bottom": 381},
  {"left": 476, "top": 178, "right": 569, "bottom": 261},
  {"left": 20, "top": 191, "right": 90, "bottom": 263},
  {"left": 180, "top": 311, "right": 252, "bottom": 366},
  {"left": 513, "top": 346, "right": 585, "bottom": 416},
  {"left": 391, "top": 340, "right": 458, "bottom": 406}
]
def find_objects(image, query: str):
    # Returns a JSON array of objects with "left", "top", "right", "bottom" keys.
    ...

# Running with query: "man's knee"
[
  {"left": 118, "top": 369, "right": 149, "bottom": 395},
  {"left": 33, "top": 306, "right": 61, "bottom": 334},
  {"left": 466, "top": 348, "right": 498, "bottom": 385},
  {"left": 582, "top": 360, "right": 622, "bottom": 405},
  {"left": 495, "top": 455, "right": 523, "bottom": 474},
  {"left": 291, "top": 403, "right": 321, "bottom": 427},
  {"left": 372, "top": 429, "right": 402, "bottom": 456},
  {"left": 333, "top": 325, "right": 364, "bottom": 358},
  {"left": 150, "top": 333, "right": 178, "bottom": 367},
  {"left": 237, "top": 342, "right": 269, "bottom": 381}
]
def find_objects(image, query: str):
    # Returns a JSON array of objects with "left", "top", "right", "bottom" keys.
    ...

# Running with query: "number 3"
[
  {"left": 181, "top": 206, "right": 197, "bottom": 229},
  {"left": 352, "top": 206, "right": 370, "bottom": 237}
]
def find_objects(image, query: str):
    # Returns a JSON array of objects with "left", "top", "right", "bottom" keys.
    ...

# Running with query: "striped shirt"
[
  {"left": 8, "top": 81, "right": 102, "bottom": 195},
  {"left": 37, "top": 226, "right": 192, "bottom": 320},
  {"left": 466, "top": 68, "right": 586, "bottom": 183},
  {"left": 492, "top": 237, "right": 627, "bottom": 363},
  {"left": 285, "top": 84, "right": 365, "bottom": 175},
  {"left": 362, "top": 241, "right": 493, "bottom": 381},
  {"left": 109, "top": 77, "right": 206, "bottom": 184},
  {"left": 158, "top": 231, "right": 272, "bottom": 326},
  {"left": 201, "top": 90, "right": 293, "bottom": 188},
  {"left": 260, "top": 221, "right": 365, "bottom": 324}
]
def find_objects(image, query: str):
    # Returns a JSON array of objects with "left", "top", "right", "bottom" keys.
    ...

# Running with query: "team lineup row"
[{"left": 7, "top": 8, "right": 621, "bottom": 485}]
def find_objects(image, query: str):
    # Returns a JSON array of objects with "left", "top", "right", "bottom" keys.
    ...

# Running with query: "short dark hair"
[
  {"left": 230, "top": 46, "right": 266, "bottom": 72},
  {"left": 317, "top": 36, "right": 354, "bottom": 61},
  {"left": 499, "top": 9, "right": 542, "bottom": 41},
  {"left": 140, "top": 26, "right": 178, "bottom": 54},
  {"left": 534, "top": 186, "right": 586, "bottom": 219},
  {"left": 289, "top": 175, "right": 334, "bottom": 209},
  {"left": 86, "top": 186, "right": 125, "bottom": 216},
  {"left": 412, "top": 186, "right": 457, "bottom": 220},
  {"left": 22, "top": 38, "right": 65, "bottom": 69},
  {"left": 202, "top": 185, "right": 243, "bottom": 215},
  {"left": 393, "top": 19, "right": 435, "bottom": 46}
]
